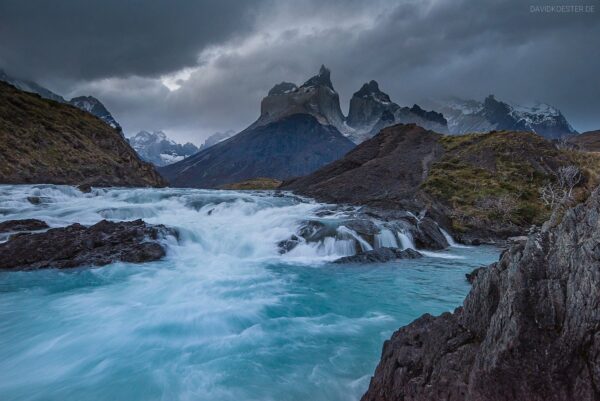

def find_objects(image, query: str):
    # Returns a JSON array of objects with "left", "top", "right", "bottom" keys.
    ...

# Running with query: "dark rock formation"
[
  {"left": 346, "top": 80, "right": 448, "bottom": 143},
  {"left": 0, "top": 219, "right": 49, "bottom": 234},
  {"left": 361, "top": 187, "right": 600, "bottom": 401},
  {"left": 0, "top": 219, "right": 175, "bottom": 270},
  {"left": 160, "top": 114, "right": 355, "bottom": 188},
  {"left": 255, "top": 65, "right": 345, "bottom": 131},
  {"left": 283, "top": 124, "right": 445, "bottom": 212},
  {"left": 0, "top": 81, "right": 165, "bottom": 187},
  {"left": 334, "top": 247, "right": 422, "bottom": 263}
]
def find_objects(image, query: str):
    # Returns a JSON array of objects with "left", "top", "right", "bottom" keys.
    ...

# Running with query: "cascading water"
[
  {"left": 0, "top": 185, "right": 499, "bottom": 401},
  {"left": 397, "top": 230, "right": 415, "bottom": 250}
]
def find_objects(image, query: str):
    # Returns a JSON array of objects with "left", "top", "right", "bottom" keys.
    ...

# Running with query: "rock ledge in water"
[
  {"left": 0, "top": 219, "right": 49, "bottom": 234},
  {"left": 334, "top": 247, "right": 422, "bottom": 264},
  {"left": 361, "top": 188, "right": 600, "bottom": 401},
  {"left": 0, "top": 219, "right": 175, "bottom": 270}
]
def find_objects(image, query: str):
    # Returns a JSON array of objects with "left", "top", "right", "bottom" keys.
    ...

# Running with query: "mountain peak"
[
  {"left": 268, "top": 82, "right": 298, "bottom": 96},
  {"left": 301, "top": 65, "right": 334, "bottom": 90},
  {"left": 354, "top": 80, "right": 391, "bottom": 103}
]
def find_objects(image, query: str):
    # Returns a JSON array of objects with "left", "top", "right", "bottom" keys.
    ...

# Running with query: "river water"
[{"left": 0, "top": 185, "right": 498, "bottom": 401}]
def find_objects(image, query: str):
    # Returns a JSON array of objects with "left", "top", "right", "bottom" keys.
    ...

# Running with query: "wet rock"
[
  {"left": 334, "top": 247, "right": 422, "bottom": 264},
  {"left": 412, "top": 217, "right": 449, "bottom": 250},
  {"left": 27, "top": 196, "right": 42, "bottom": 205},
  {"left": 361, "top": 188, "right": 600, "bottom": 401},
  {"left": 0, "top": 219, "right": 49, "bottom": 234},
  {"left": 277, "top": 235, "right": 301, "bottom": 254},
  {"left": 465, "top": 266, "right": 485, "bottom": 284},
  {"left": 0, "top": 219, "right": 176, "bottom": 270},
  {"left": 77, "top": 183, "right": 92, "bottom": 193}
]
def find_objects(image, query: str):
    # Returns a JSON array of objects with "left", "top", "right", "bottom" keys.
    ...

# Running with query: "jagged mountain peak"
[
  {"left": 300, "top": 65, "right": 334, "bottom": 91},
  {"left": 354, "top": 80, "right": 391, "bottom": 103},
  {"left": 268, "top": 82, "right": 298, "bottom": 96}
]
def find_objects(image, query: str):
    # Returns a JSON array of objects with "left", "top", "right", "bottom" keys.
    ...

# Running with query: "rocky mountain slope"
[
  {"left": 0, "top": 81, "right": 165, "bottom": 187},
  {"left": 254, "top": 65, "right": 346, "bottom": 132},
  {"left": 0, "top": 69, "right": 122, "bottom": 132},
  {"left": 284, "top": 124, "right": 597, "bottom": 242},
  {"left": 432, "top": 95, "right": 577, "bottom": 139},
  {"left": 361, "top": 185, "right": 600, "bottom": 401},
  {"left": 128, "top": 130, "right": 199, "bottom": 166},
  {"left": 160, "top": 114, "right": 355, "bottom": 188},
  {"left": 69, "top": 96, "right": 122, "bottom": 132},
  {"left": 346, "top": 80, "right": 448, "bottom": 143}
]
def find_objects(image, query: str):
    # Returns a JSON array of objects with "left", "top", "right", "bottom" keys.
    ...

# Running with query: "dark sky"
[{"left": 1, "top": 0, "right": 598, "bottom": 143}]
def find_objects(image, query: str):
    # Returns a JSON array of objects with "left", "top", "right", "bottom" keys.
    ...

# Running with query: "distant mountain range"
[
  {"left": 199, "top": 130, "right": 235, "bottom": 150},
  {"left": 0, "top": 69, "right": 122, "bottom": 133},
  {"left": 128, "top": 131, "right": 199, "bottom": 167},
  {"left": 428, "top": 95, "right": 577, "bottom": 139}
]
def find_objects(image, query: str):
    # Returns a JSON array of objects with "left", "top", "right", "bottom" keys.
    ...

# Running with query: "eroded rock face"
[
  {"left": 361, "top": 188, "right": 600, "bottom": 401},
  {"left": 0, "top": 219, "right": 176, "bottom": 270},
  {"left": 256, "top": 65, "right": 345, "bottom": 131}
]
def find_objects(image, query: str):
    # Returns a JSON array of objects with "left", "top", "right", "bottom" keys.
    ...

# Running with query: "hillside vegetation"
[
  {"left": 0, "top": 81, "right": 165, "bottom": 187},
  {"left": 422, "top": 131, "right": 600, "bottom": 238}
]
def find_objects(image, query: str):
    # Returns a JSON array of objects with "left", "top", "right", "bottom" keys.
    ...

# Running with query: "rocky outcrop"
[
  {"left": 0, "top": 81, "right": 165, "bottom": 187},
  {"left": 346, "top": 80, "right": 448, "bottom": 143},
  {"left": 0, "top": 219, "right": 175, "bottom": 270},
  {"left": 284, "top": 124, "right": 590, "bottom": 242},
  {"left": 283, "top": 124, "right": 445, "bottom": 212},
  {"left": 160, "top": 114, "right": 355, "bottom": 188},
  {"left": 0, "top": 218, "right": 49, "bottom": 234},
  {"left": 361, "top": 187, "right": 600, "bottom": 401},
  {"left": 255, "top": 65, "right": 345, "bottom": 132},
  {"left": 334, "top": 247, "right": 422, "bottom": 263}
]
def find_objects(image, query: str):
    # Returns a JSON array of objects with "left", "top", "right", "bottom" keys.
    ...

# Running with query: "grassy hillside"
[
  {"left": 422, "top": 131, "right": 600, "bottom": 236},
  {"left": 0, "top": 81, "right": 165, "bottom": 187}
]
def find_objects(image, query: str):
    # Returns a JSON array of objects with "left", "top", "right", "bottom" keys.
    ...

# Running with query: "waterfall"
[
  {"left": 439, "top": 228, "right": 470, "bottom": 248},
  {"left": 374, "top": 228, "right": 398, "bottom": 248},
  {"left": 336, "top": 226, "right": 373, "bottom": 252},
  {"left": 397, "top": 230, "right": 415, "bottom": 250}
]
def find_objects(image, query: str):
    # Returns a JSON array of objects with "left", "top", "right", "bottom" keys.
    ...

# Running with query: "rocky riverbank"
[{"left": 361, "top": 186, "right": 600, "bottom": 400}]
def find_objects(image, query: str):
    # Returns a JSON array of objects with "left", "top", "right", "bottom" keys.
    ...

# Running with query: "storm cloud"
[{"left": 0, "top": 0, "right": 598, "bottom": 143}]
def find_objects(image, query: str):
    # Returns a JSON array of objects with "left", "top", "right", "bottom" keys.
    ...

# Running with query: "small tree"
[{"left": 539, "top": 165, "right": 581, "bottom": 209}]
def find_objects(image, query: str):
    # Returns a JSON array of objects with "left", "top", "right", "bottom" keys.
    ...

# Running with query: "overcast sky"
[{"left": 0, "top": 0, "right": 598, "bottom": 144}]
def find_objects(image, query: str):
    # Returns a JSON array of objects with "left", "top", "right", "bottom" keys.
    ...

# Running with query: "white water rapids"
[{"left": 0, "top": 185, "right": 498, "bottom": 401}]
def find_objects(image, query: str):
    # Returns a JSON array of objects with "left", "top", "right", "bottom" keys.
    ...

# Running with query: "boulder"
[
  {"left": 334, "top": 247, "right": 422, "bottom": 264},
  {"left": 0, "top": 218, "right": 49, "bottom": 234},
  {"left": 0, "top": 219, "right": 175, "bottom": 270}
]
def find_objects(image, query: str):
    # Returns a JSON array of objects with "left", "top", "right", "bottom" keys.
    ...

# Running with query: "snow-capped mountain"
[
  {"left": 345, "top": 80, "right": 448, "bottom": 143},
  {"left": 70, "top": 96, "right": 122, "bottom": 132},
  {"left": 433, "top": 95, "right": 577, "bottom": 139},
  {"left": 199, "top": 130, "right": 235, "bottom": 150},
  {"left": 0, "top": 69, "right": 122, "bottom": 133},
  {"left": 128, "top": 131, "right": 199, "bottom": 166}
]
